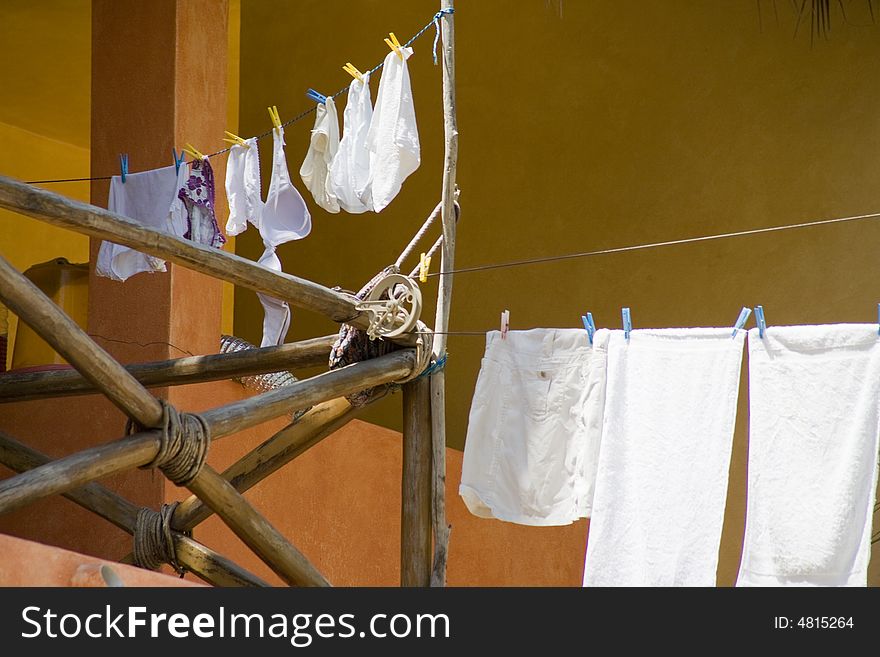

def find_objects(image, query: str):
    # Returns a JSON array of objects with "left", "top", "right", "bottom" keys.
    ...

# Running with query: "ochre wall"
[
  {"left": 236, "top": 0, "right": 880, "bottom": 585},
  {"left": 0, "top": 0, "right": 92, "bottom": 369}
]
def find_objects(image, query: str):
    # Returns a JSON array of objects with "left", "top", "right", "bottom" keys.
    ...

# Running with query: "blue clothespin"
[
  {"left": 732, "top": 306, "right": 752, "bottom": 338},
  {"left": 172, "top": 148, "right": 186, "bottom": 174},
  {"left": 306, "top": 88, "right": 327, "bottom": 104},
  {"left": 581, "top": 312, "right": 596, "bottom": 345},
  {"left": 755, "top": 305, "right": 766, "bottom": 339},
  {"left": 119, "top": 153, "right": 128, "bottom": 183},
  {"left": 622, "top": 307, "right": 632, "bottom": 341}
]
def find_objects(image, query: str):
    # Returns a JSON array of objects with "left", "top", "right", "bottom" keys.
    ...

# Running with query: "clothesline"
[
  {"left": 425, "top": 208, "right": 880, "bottom": 277},
  {"left": 22, "top": 9, "right": 454, "bottom": 186}
]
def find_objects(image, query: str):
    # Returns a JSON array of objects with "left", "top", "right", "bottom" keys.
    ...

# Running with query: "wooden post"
[
  {"left": 0, "top": 350, "right": 416, "bottom": 515},
  {"left": 401, "top": 377, "right": 432, "bottom": 586},
  {"left": 429, "top": 0, "right": 458, "bottom": 587},
  {"left": 0, "top": 335, "right": 336, "bottom": 403},
  {"left": 186, "top": 465, "right": 330, "bottom": 587},
  {"left": 0, "top": 432, "right": 269, "bottom": 587},
  {"left": 0, "top": 253, "right": 164, "bottom": 427}
]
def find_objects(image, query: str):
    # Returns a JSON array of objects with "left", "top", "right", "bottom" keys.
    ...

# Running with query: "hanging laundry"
[
  {"left": 300, "top": 97, "right": 340, "bottom": 213},
  {"left": 329, "top": 73, "right": 374, "bottom": 214},
  {"left": 224, "top": 137, "right": 262, "bottom": 237},
  {"left": 737, "top": 324, "right": 880, "bottom": 587},
  {"left": 256, "top": 126, "right": 312, "bottom": 347},
  {"left": 361, "top": 46, "right": 420, "bottom": 212},
  {"left": 176, "top": 159, "right": 226, "bottom": 248},
  {"left": 459, "top": 328, "right": 608, "bottom": 526},
  {"left": 583, "top": 328, "right": 744, "bottom": 587},
  {"left": 96, "top": 164, "right": 187, "bottom": 282}
]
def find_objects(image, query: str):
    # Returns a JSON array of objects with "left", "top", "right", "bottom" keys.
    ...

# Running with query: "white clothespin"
[
  {"left": 732, "top": 306, "right": 752, "bottom": 338},
  {"left": 622, "top": 307, "right": 632, "bottom": 341},
  {"left": 755, "top": 305, "right": 766, "bottom": 339},
  {"left": 500, "top": 309, "right": 510, "bottom": 340}
]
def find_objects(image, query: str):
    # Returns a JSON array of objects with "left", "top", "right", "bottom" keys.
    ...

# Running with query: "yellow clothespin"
[
  {"left": 223, "top": 131, "right": 249, "bottom": 148},
  {"left": 268, "top": 106, "right": 282, "bottom": 133},
  {"left": 343, "top": 62, "right": 364, "bottom": 83},
  {"left": 182, "top": 143, "right": 206, "bottom": 160},
  {"left": 384, "top": 32, "right": 404, "bottom": 61},
  {"left": 419, "top": 252, "right": 431, "bottom": 283}
]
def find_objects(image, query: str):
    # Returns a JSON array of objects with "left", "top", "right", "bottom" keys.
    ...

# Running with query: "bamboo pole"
[
  {"left": 0, "top": 335, "right": 336, "bottom": 403},
  {"left": 0, "top": 175, "right": 362, "bottom": 326},
  {"left": 0, "top": 253, "right": 164, "bottom": 427},
  {"left": 186, "top": 465, "right": 330, "bottom": 587},
  {"left": 201, "top": 349, "right": 415, "bottom": 438},
  {"left": 0, "top": 350, "right": 416, "bottom": 515},
  {"left": 172, "top": 398, "right": 357, "bottom": 531},
  {"left": 401, "top": 377, "right": 432, "bottom": 586},
  {"left": 0, "top": 429, "right": 160, "bottom": 515},
  {"left": 429, "top": 0, "right": 458, "bottom": 587},
  {"left": 0, "top": 432, "right": 269, "bottom": 587}
]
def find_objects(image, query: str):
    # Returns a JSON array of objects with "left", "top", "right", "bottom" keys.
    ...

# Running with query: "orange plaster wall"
[{"left": 175, "top": 417, "right": 588, "bottom": 587}]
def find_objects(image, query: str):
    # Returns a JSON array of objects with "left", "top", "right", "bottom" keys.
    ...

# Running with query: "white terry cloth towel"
[
  {"left": 361, "top": 46, "right": 420, "bottom": 212},
  {"left": 737, "top": 325, "right": 880, "bottom": 587},
  {"left": 300, "top": 97, "right": 340, "bottom": 213},
  {"left": 256, "top": 126, "right": 311, "bottom": 347},
  {"left": 224, "top": 138, "right": 262, "bottom": 237},
  {"left": 459, "top": 328, "right": 608, "bottom": 526},
  {"left": 96, "top": 164, "right": 187, "bottom": 282},
  {"left": 583, "top": 328, "right": 745, "bottom": 587},
  {"left": 329, "top": 73, "right": 373, "bottom": 213}
]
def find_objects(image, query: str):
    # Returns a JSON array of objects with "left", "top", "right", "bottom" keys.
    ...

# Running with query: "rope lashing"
[
  {"left": 396, "top": 321, "right": 435, "bottom": 384},
  {"left": 133, "top": 502, "right": 184, "bottom": 574},
  {"left": 432, "top": 7, "right": 456, "bottom": 65},
  {"left": 128, "top": 400, "right": 210, "bottom": 486}
]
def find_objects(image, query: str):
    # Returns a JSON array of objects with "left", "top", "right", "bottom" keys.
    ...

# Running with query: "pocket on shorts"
[{"left": 504, "top": 364, "right": 554, "bottom": 421}]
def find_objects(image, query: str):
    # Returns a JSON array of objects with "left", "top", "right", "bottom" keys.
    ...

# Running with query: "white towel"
[
  {"left": 300, "top": 97, "right": 340, "bottom": 213},
  {"left": 224, "top": 138, "right": 262, "bottom": 237},
  {"left": 362, "top": 46, "right": 420, "bottom": 212},
  {"left": 583, "top": 328, "right": 745, "bottom": 587},
  {"left": 96, "top": 164, "right": 187, "bottom": 282},
  {"left": 329, "top": 73, "right": 373, "bottom": 213},
  {"left": 737, "top": 324, "right": 880, "bottom": 587}
]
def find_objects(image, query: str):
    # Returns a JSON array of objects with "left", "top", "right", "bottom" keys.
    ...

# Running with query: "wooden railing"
[{"left": 0, "top": 1, "right": 457, "bottom": 588}]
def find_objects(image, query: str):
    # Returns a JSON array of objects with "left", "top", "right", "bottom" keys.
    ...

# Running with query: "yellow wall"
[
  {"left": 0, "top": 0, "right": 92, "bottom": 369},
  {"left": 237, "top": 1, "right": 880, "bottom": 584}
]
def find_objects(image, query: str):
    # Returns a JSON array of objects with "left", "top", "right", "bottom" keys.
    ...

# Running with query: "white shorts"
[{"left": 460, "top": 328, "right": 609, "bottom": 526}]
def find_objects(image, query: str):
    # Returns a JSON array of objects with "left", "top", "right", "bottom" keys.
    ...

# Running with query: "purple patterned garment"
[{"left": 179, "top": 159, "right": 226, "bottom": 248}]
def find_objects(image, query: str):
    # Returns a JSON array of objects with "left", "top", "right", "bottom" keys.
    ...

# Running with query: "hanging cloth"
[
  {"left": 460, "top": 328, "right": 608, "bottom": 526},
  {"left": 224, "top": 138, "right": 262, "bottom": 237},
  {"left": 329, "top": 73, "right": 374, "bottom": 213},
  {"left": 737, "top": 324, "right": 880, "bottom": 587},
  {"left": 583, "top": 328, "right": 745, "bottom": 587},
  {"left": 96, "top": 164, "right": 188, "bottom": 282},
  {"left": 361, "top": 46, "right": 420, "bottom": 212},
  {"left": 300, "top": 97, "right": 340, "bottom": 213},
  {"left": 256, "top": 126, "right": 311, "bottom": 347},
  {"left": 177, "top": 159, "right": 226, "bottom": 248}
]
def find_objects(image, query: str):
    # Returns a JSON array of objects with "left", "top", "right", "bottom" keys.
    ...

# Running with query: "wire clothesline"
[
  {"left": 22, "top": 9, "right": 454, "bottom": 186},
  {"left": 426, "top": 208, "right": 880, "bottom": 277},
  {"left": 415, "top": 207, "right": 880, "bottom": 336}
]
